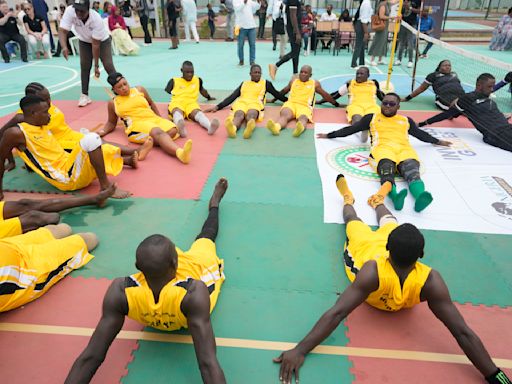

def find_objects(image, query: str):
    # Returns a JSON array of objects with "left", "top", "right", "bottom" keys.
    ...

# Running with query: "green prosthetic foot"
[
  {"left": 389, "top": 185, "right": 408, "bottom": 211},
  {"left": 414, "top": 191, "right": 433, "bottom": 212}
]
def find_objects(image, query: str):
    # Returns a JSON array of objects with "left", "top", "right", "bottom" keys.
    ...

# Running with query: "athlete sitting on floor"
[
  {"left": 0, "top": 95, "right": 130, "bottom": 199},
  {"left": 204, "top": 64, "right": 288, "bottom": 139},
  {"left": 66, "top": 178, "right": 229, "bottom": 384},
  {"left": 402, "top": 60, "right": 466, "bottom": 111},
  {"left": 273, "top": 174, "right": 512, "bottom": 384},
  {"left": 266, "top": 65, "right": 339, "bottom": 138},
  {"left": 99, "top": 72, "right": 192, "bottom": 164},
  {"left": 0, "top": 82, "right": 145, "bottom": 171},
  {"left": 0, "top": 184, "right": 114, "bottom": 239},
  {"left": 317, "top": 93, "right": 451, "bottom": 212},
  {"left": 318, "top": 66, "right": 385, "bottom": 142},
  {"left": 165, "top": 60, "right": 219, "bottom": 137},
  {"left": 0, "top": 223, "right": 97, "bottom": 312},
  {"left": 419, "top": 73, "right": 512, "bottom": 153}
]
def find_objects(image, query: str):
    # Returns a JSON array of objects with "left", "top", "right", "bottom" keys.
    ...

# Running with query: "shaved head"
[{"left": 135, "top": 234, "right": 178, "bottom": 276}]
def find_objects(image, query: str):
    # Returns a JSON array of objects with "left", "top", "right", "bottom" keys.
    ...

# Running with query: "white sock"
[
  {"left": 195, "top": 111, "right": 211, "bottom": 130},
  {"left": 173, "top": 110, "right": 184, "bottom": 124}
]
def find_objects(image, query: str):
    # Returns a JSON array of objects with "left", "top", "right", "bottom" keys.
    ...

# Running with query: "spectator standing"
[
  {"left": 234, "top": 0, "right": 260, "bottom": 66},
  {"left": 166, "top": 0, "right": 180, "bottom": 48},
  {"left": 395, "top": 0, "right": 417, "bottom": 67},
  {"left": 148, "top": 0, "right": 156, "bottom": 37},
  {"left": 137, "top": 0, "right": 152, "bottom": 45},
  {"left": 207, "top": 3, "right": 216, "bottom": 39},
  {"left": 267, "top": 0, "right": 286, "bottom": 57},
  {"left": 0, "top": 1, "right": 28, "bottom": 63},
  {"left": 489, "top": 7, "right": 512, "bottom": 51},
  {"left": 257, "top": 0, "right": 267, "bottom": 39},
  {"left": 418, "top": 7, "right": 434, "bottom": 58},
  {"left": 368, "top": 0, "right": 391, "bottom": 66},
  {"left": 300, "top": 4, "right": 314, "bottom": 55},
  {"left": 31, "top": 0, "right": 55, "bottom": 50},
  {"left": 58, "top": 0, "right": 116, "bottom": 107},
  {"left": 351, "top": 0, "right": 372, "bottom": 68},
  {"left": 182, "top": 0, "right": 199, "bottom": 43},
  {"left": 221, "top": 0, "right": 234, "bottom": 41},
  {"left": 121, "top": 0, "right": 135, "bottom": 38}
]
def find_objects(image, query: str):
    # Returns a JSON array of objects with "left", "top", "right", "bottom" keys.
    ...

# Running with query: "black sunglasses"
[{"left": 382, "top": 101, "right": 398, "bottom": 107}]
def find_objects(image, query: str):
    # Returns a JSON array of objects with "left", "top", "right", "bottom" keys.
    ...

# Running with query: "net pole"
[
  {"left": 411, "top": 1, "right": 425, "bottom": 93},
  {"left": 384, "top": 0, "right": 403, "bottom": 92}
]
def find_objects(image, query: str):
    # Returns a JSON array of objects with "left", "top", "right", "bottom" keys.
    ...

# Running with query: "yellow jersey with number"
[
  {"left": 239, "top": 79, "right": 266, "bottom": 108},
  {"left": 348, "top": 79, "right": 378, "bottom": 106},
  {"left": 125, "top": 244, "right": 224, "bottom": 331},
  {"left": 366, "top": 255, "right": 431, "bottom": 311},
  {"left": 369, "top": 113, "right": 411, "bottom": 149},
  {"left": 289, "top": 79, "right": 316, "bottom": 108},
  {"left": 170, "top": 76, "right": 200, "bottom": 104}
]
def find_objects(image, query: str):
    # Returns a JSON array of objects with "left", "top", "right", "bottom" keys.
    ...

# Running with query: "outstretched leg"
[
  {"left": 335, "top": 174, "right": 359, "bottom": 223},
  {"left": 150, "top": 127, "right": 192, "bottom": 164},
  {"left": 190, "top": 109, "right": 220, "bottom": 135},
  {"left": 196, "top": 178, "right": 228, "bottom": 241},
  {"left": 226, "top": 110, "right": 245, "bottom": 138},
  {"left": 292, "top": 115, "right": 308, "bottom": 138},
  {"left": 267, "top": 108, "right": 293, "bottom": 136},
  {"left": 243, "top": 109, "right": 259, "bottom": 139},
  {"left": 398, "top": 159, "right": 432, "bottom": 212},
  {"left": 375, "top": 158, "right": 407, "bottom": 210}
]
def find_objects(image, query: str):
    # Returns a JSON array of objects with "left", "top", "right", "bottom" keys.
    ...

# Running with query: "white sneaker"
[
  {"left": 78, "top": 94, "right": 92, "bottom": 107},
  {"left": 394, "top": 60, "right": 401, "bottom": 66},
  {"left": 370, "top": 61, "right": 377, "bottom": 66},
  {"left": 407, "top": 61, "right": 413, "bottom": 68}
]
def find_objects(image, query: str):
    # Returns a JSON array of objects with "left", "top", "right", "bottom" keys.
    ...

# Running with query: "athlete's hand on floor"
[
  {"left": 316, "top": 133, "right": 328, "bottom": 139},
  {"left": 62, "top": 47, "right": 69, "bottom": 60},
  {"left": 204, "top": 106, "right": 218, "bottom": 113},
  {"left": 435, "top": 140, "right": 451, "bottom": 147},
  {"left": 274, "top": 349, "right": 305, "bottom": 383},
  {"left": 317, "top": 99, "right": 326, "bottom": 105}
]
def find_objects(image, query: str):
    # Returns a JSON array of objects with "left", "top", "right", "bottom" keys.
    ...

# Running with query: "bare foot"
[
  {"left": 177, "top": 119, "right": 187, "bottom": 138},
  {"left": 130, "top": 152, "right": 139, "bottom": 169},
  {"left": 138, "top": 137, "right": 154, "bottom": 161},
  {"left": 209, "top": 178, "right": 228, "bottom": 209},
  {"left": 96, "top": 183, "right": 117, "bottom": 207},
  {"left": 111, "top": 186, "right": 132, "bottom": 199},
  {"left": 208, "top": 119, "right": 220, "bottom": 135}
]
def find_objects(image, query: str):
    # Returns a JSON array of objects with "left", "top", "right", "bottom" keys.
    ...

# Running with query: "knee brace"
[
  {"left": 79, "top": 132, "right": 102, "bottom": 152},
  {"left": 397, "top": 159, "right": 421, "bottom": 184},
  {"left": 377, "top": 159, "right": 396, "bottom": 185}
]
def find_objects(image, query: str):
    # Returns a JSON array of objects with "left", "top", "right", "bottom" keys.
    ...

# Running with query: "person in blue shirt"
[{"left": 418, "top": 8, "right": 434, "bottom": 58}]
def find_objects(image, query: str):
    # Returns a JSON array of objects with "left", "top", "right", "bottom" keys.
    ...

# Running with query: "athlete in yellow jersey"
[
  {"left": 319, "top": 67, "right": 385, "bottom": 142},
  {"left": 274, "top": 175, "right": 511, "bottom": 384},
  {"left": 318, "top": 93, "right": 451, "bottom": 212},
  {"left": 0, "top": 185, "right": 114, "bottom": 239},
  {"left": 205, "top": 64, "right": 288, "bottom": 139},
  {"left": 0, "top": 223, "right": 98, "bottom": 312},
  {"left": 67, "top": 179, "right": 229, "bottom": 384},
  {"left": 99, "top": 72, "right": 192, "bottom": 164},
  {"left": 267, "top": 65, "right": 339, "bottom": 138},
  {"left": 165, "top": 61, "right": 219, "bottom": 138},
  {"left": 0, "top": 95, "right": 130, "bottom": 199}
]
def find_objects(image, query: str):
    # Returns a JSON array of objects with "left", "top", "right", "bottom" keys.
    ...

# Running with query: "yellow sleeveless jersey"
[
  {"left": 171, "top": 76, "right": 200, "bottom": 104},
  {"left": 369, "top": 113, "right": 411, "bottom": 149},
  {"left": 348, "top": 79, "right": 378, "bottom": 105},
  {"left": 125, "top": 246, "right": 224, "bottom": 331},
  {"left": 289, "top": 79, "right": 316, "bottom": 107},
  {"left": 114, "top": 88, "right": 158, "bottom": 128},
  {"left": 366, "top": 255, "right": 431, "bottom": 312},
  {"left": 239, "top": 79, "right": 266, "bottom": 108},
  {"left": 17, "top": 122, "right": 70, "bottom": 179},
  {"left": 17, "top": 104, "right": 83, "bottom": 150}
]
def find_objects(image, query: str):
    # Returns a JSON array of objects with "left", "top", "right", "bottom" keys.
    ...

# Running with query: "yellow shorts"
[
  {"left": 125, "top": 117, "right": 177, "bottom": 144},
  {"left": 231, "top": 100, "right": 264, "bottom": 122},
  {"left": 0, "top": 202, "right": 22, "bottom": 239},
  {"left": 0, "top": 228, "right": 93, "bottom": 312},
  {"left": 370, "top": 143, "right": 419, "bottom": 166},
  {"left": 168, "top": 101, "right": 201, "bottom": 119},
  {"left": 282, "top": 101, "right": 314, "bottom": 122},
  {"left": 346, "top": 103, "right": 380, "bottom": 123},
  {"left": 344, "top": 220, "right": 398, "bottom": 282},
  {"left": 44, "top": 143, "right": 123, "bottom": 191},
  {"left": 182, "top": 238, "right": 225, "bottom": 311}
]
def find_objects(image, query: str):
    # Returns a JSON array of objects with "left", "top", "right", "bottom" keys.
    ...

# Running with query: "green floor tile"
[
  {"left": 422, "top": 230, "right": 512, "bottom": 307},
  {"left": 182, "top": 201, "right": 346, "bottom": 293},
  {"left": 201, "top": 154, "right": 323, "bottom": 207},
  {"left": 124, "top": 340, "right": 352, "bottom": 384},
  {"left": 67, "top": 198, "right": 197, "bottom": 279},
  {"left": 222, "top": 127, "right": 317, "bottom": 158},
  {"left": 3, "top": 158, "right": 75, "bottom": 194}
]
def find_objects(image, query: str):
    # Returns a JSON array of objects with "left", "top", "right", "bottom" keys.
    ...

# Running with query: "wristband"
[
  {"left": 418, "top": 120, "right": 427, "bottom": 127},
  {"left": 486, "top": 368, "right": 511, "bottom": 384},
  {"left": 405, "top": 95, "right": 412, "bottom": 101}
]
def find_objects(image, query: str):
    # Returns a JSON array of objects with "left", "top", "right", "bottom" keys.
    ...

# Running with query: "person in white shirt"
[
  {"left": 267, "top": 0, "right": 287, "bottom": 58},
  {"left": 58, "top": 0, "right": 116, "bottom": 107},
  {"left": 181, "top": 0, "right": 199, "bottom": 42},
  {"left": 351, "top": 0, "right": 373, "bottom": 68},
  {"left": 234, "top": 0, "right": 260, "bottom": 66}
]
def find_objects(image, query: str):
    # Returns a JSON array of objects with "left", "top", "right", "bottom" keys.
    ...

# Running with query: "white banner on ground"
[{"left": 315, "top": 123, "right": 512, "bottom": 235}]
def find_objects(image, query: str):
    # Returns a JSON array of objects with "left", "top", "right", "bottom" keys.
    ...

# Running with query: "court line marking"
[
  {"left": 1, "top": 322, "right": 511, "bottom": 368},
  {"left": 0, "top": 62, "right": 37, "bottom": 74}
]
